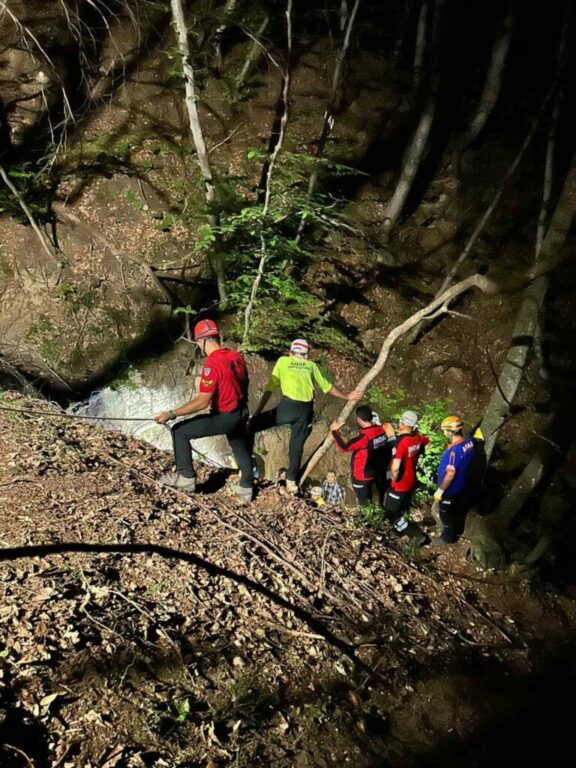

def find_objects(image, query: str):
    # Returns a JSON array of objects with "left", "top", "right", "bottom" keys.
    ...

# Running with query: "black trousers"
[
  {"left": 438, "top": 495, "right": 470, "bottom": 543},
  {"left": 352, "top": 479, "right": 373, "bottom": 507},
  {"left": 375, "top": 474, "right": 389, "bottom": 507},
  {"left": 383, "top": 489, "right": 413, "bottom": 530},
  {"left": 250, "top": 397, "right": 313, "bottom": 481},
  {"left": 171, "top": 409, "right": 253, "bottom": 488}
]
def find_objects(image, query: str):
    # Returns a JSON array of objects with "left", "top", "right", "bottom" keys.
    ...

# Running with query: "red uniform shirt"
[
  {"left": 332, "top": 424, "right": 390, "bottom": 481},
  {"left": 198, "top": 348, "right": 248, "bottom": 414},
  {"left": 390, "top": 432, "right": 430, "bottom": 493}
]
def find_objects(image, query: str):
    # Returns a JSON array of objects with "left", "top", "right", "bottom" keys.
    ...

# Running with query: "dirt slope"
[{"left": 1, "top": 393, "right": 575, "bottom": 768}]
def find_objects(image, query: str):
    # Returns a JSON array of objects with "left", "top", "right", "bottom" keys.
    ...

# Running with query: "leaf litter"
[{"left": 1, "top": 393, "right": 575, "bottom": 767}]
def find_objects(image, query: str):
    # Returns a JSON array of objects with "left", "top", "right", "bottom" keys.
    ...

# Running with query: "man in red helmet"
[{"left": 154, "top": 319, "right": 254, "bottom": 501}]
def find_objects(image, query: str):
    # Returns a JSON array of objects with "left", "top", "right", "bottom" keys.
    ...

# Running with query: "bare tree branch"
[{"left": 0, "top": 162, "right": 60, "bottom": 265}]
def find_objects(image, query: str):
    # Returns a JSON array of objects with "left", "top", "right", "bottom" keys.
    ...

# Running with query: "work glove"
[{"left": 433, "top": 488, "right": 444, "bottom": 502}]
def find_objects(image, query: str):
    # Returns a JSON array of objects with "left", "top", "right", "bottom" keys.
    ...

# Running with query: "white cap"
[
  {"left": 290, "top": 339, "right": 309, "bottom": 355},
  {"left": 400, "top": 410, "right": 419, "bottom": 428}
]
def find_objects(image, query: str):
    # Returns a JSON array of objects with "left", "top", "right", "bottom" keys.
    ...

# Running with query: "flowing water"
[{"left": 68, "top": 364, "right": 236, "bottom": 470}]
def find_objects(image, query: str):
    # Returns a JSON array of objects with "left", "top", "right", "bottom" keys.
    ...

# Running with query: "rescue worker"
[
  {"left": 154, "top": 319, "right": 254, "bottom": 501},
  {"left": 330, "top": 405, "right": 393, "bottom": 507},
  {"left": 383, "top": 410, "right": 430, "bottom": 543},
  {"left": 373, "top": 412, "right": 396, "bottom": 505},
  {"left": 432, "top": 415, "right": 476, "bottom": 544},
  {"left": 250, "top": 338, "right": 361, "bottom": 494}
]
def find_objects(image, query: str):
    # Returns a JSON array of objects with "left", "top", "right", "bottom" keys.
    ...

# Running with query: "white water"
[{"left": 69, "top": 375, "right": 235, "bottom": 469}]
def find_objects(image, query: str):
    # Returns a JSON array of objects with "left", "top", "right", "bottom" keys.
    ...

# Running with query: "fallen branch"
[
  {"left": 300, "top": 273, "right": 499, "bottom": 483},
  {"left": 0, "top": 163, "right": 60, "bottom": 265}
]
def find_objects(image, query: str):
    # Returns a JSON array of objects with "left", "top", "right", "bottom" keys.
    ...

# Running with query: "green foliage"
[
  {"left": 125, "top": 188, "right": 147, "bottom": 211},
  {"left": 0, "top": 163, "right": 55, "bottom": 225},
  {"left": 366, "top": 386, "right": 406, "bottom": 420},
  {"left": 235, "top": 294, "right": 356, "bottom": 355},
  {"left": 212, "top": 151, "right": 362, "bottom": 349},
  {"left": 195, "top": 223, "right": 217, "bottom": 252},
  {"left": 416, "top": 399, "right": 453, "bottom": 493},
  {"left": 367, "top": 389, "right": 452, "bottom": 497},
  {"left": 151, "top": 695, "right": 194, "bottom": 734},
  {"left": 152, "top": 211, "right": 176, "bottom": 232},
  {"left": 54, "top": 282, "right": 78, "bottom": 301},
  {"left": 53, "top": 282, "right": 96, "bottom": 311},
  {"left": 353, "top": 502, "right": 389, "bottom": 529}
]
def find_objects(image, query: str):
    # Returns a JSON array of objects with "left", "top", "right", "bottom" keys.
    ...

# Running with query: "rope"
[
  {"left": 0, "top": 403, "right": 235, "bottom": 471},
  {"left": 0, "top": 404, "right": 154, "bottom": 421}
]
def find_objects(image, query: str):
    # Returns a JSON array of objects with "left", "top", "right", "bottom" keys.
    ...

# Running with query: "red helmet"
[{"left": 193, "top": 319, "right": 220, "bottom": 341}]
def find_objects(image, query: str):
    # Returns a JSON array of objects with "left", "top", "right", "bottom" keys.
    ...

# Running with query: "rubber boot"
[
  {"left": 231, "top": 484, "right": 253, "bottom": 502},
  {"left": 159, "top": 473, "right": 196, "bottom": 492}
]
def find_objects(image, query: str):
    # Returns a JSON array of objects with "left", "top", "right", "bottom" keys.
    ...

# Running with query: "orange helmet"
[{"left": 441, "top": 415, "right": 463, "bottom": 432}]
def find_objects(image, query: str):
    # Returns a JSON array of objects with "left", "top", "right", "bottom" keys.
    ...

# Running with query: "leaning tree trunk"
[
  {"left": 405, "top": 86, "right": 554, "bottom": 345},
  {"left": 242, "top": 0, "right": 293, "bottom": 347},
  {"left": 170, "top": 0, "right": 227, "bottom": 302},
  {"left": 300, "top": 273, "right": 499, "bottom": 484},
  {"left": 381, "top": 0, "right": 444, "bottom": 243},
  {"left": 235, "top": 13, "right": 270, "bottom": 90},
  {"left": 412, "top": 0, "right": 429, "bottom": 96},
  {"left": 458, "top": 3, "right": 514, "bottom": 153},
  {"left": 480, "top": 159, "right": 576, "bottom": 463},
  {"left": 465, "top": 163, "right": 576, "bottom": 570},
  {"left": 294, "top": 0, "right": 361, "bottom": 243},
  {"left": 531, "top": 31, "right": 565, "bottom": 377}
]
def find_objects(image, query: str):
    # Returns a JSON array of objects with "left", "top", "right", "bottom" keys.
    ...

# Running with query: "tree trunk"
[
  {"left": 170, "top": 0, "right": 227, "bottom": 301},
  {"left": 480, "top": 160, "right": 576, "bottom": 462},
  {"left": 459, "top": 4, "right": 514, "bottom": 150},
  {"left": 413, "top": 0, "right": 429, "bottom": 96},
  {"left": 214, "top": 0, "right": 239, "bottom": 69},
  {"left": 532, "top": 68, "right": 562, "bottom": 378},
  {"left": 235, "top": 14, "right": 270, "bottom": 90},
  {"left": 242, "top": 0, "right": 293, "bottom": 347},
  {"left": 406, "top": 84, "right": 555, "bottom": 345},
  {"left": 300, "top": 273, "right": 499, "bottom": 484},
  {"left": 295, "top": 0, "right": 361, "bottom": 244},
  {"left": 381, "top": 0, "right": 444, "bottom": 243}
]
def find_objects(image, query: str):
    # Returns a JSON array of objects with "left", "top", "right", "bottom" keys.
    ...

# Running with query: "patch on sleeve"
[{"left": 203, "top": 367, "right": 211, "bottom": 375}]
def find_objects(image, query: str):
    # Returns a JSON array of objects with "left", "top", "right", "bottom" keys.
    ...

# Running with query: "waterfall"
[{"left": 68, "top": 377, "right": 235, "bottom": 469}]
